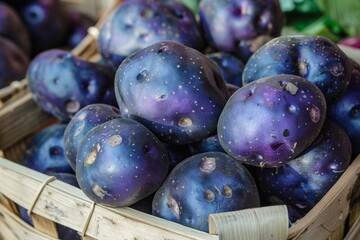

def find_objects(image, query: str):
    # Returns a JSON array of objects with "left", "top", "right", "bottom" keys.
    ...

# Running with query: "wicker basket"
[{"left": 1, "top": 1, "right": 360, "bottom": 239}]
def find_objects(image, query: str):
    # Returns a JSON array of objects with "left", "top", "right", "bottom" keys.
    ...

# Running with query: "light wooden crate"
[{"left": 1, "top": 0, "right": 360, "bottom": 239}]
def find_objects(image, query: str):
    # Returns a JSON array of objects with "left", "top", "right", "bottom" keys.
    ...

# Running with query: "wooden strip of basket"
[
  {"left": 0, "top": 203, "right": 57, "bottom": 240},
  {"left": 0, "top": 158, "right": 217, "bottom": 240},
  {"left": 1, "top": 154, "right": 360, "bottom": 240}
]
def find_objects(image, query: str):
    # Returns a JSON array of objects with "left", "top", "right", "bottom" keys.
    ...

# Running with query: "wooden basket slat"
[
  {"left": 0, "top": 158, "right": 218, "bottom": 240},
  {"left": 0, "top": 203, "right": 57, "bottom": 240},
  {"left": 0, "top": 93, "right": 54, "bottom": 151},
  {"left": 1, "top": 153, "right": 360, "bottom": 240}
]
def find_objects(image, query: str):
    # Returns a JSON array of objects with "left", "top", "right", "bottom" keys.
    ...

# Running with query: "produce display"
[{"left": 2, "top": 0, "right": 360, "bottom": 238}]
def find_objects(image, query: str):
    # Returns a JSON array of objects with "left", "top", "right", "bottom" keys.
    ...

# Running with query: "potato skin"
[
  {"left": 152, "top": 152, "right": 260, "bottom": 232},
  {"left": 243, "top": 35, "right": 351, "bottom": 103},
  {"left": 218, "top": 74, "right": 327, "bottom": 167},
  {"left": 76, "top": 118, "right": 169, "bottom": 207}
]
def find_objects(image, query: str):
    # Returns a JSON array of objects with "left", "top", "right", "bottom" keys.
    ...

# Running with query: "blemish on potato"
[
  {"left": 108, "top": 135, "right": 122, "bottom": 147},
  {"left": 284, "top": 82, "right": 298, "bottom": 95},
  {"left": 298, "top": 61, "right": 308, "bottom": 77},
  {"left": 223, "top": 185, "right": 233, "bottom": 198},
  {"left": 74, "top": 122, "right": 85, "bottom": 137},
  {"left": 310, "top": 105, "right": 321, "bottom": 123},
  {"left": 92, "top": 183, "right": 107, "bottom": 199},
  {"left": 204, "top": 189, "right": 215, "bottom": 202},
  {"left": 136, "top": 70, "right": 148, "bottom": 82},
  {"left": 200, "top": 157, "right": 216, "bottom": 173},
  {"left": 179, "top": 117, "right": 192, "bottom": 127},
  {"left": 85, "top": 149, "right": 97, "bottom": 165},
  {"left": 330, "top": 64, "right": 344, "bottom": 77},
  {"left": 166, "top": 195, "right": 180, "bottom": 219}
]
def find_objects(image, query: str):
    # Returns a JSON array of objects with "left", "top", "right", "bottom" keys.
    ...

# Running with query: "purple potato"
[
  {"left": 255, "top": 119, "right": 351, "bottom": 219},
  {"left": 64, "top": 104, "right": 121, "bottom": 171},
  {"left": 188, "top": 133, "right": 226, "bottom": 155},
  {"left": 98, "top": 0, "right": 204, "bottom": 69},
  {"left": 327, "top": 60, "right": 360, "bottom": 158},
  {"left": 66, "top": 10, "right": 96, "bottom": 49},
  {"left": 218, "top": 74, "right": 327, "bottom": 167},
  {"left": 76, "top": 118, "right": 169, "bottom": 207},
  {"left": 0, "top": 36, "right": 29, "bottom": 89},
  {"left": 27, "top": 49, "right": 117, "bottom": 121},
  {"left": 0, "top": 3, "right": 31, "bottom": 54},
  {"left": 243, "top": 35, "right": 351, "bottom": 103},
  {"left": 19, "top": 0, "right": 70, "bottom": 55},
  {"left": 20, "top": 123, "right": 74, "bottom": 174},
  {"left": 115, "top": 41, "right": 229, "bottom": 144},
  {"left": 152, "top": 151, "right": 260, "bottom": 232},
  {"left": 199, "top": 0, "right": 283, "bottom": 62},
  {"left": 163, "top": 142, "right": 193, "bottom": 171},
  {"left": 206, "top": 52, "right": 245, "bottom": 87}
]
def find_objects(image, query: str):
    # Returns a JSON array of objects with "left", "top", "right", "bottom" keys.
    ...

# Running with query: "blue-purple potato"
[
  {"left": 255, "top": 119, "right": 351, "bottom": 220},
  {"left": 18, "top": 0, "right": 70, "bottom": 55},
  {"left": 27, "top": 49, "right": 117, "bottom": 121},
  {"left": 152, "top": 151, "right": 260, "bottom": 232},
  {"left": 115, "top": 40, "right": 229, "bottom": 144},
  {"left": 76, "top": 118, "right": 169, "bottom": 207},
  {"left": 218, "top": 74, "right": 327, "bottom": 167},
  {"left": 243, "top": 35, "right": 351, "bottom": 103},
  {"left": 206, "top": 52, "right": 245, "bottom": 87},
  {"left": 98, "top": 0, "right": 204, "bottom": 69},
  {"left": 199, "top": 0, "right": 283, "bottom": 62},
  {"left": 188, "top": 133, "right": 226, "bottom": 155},
  {"left": 0, "top": 3, "right": 31, "bottom": 54},
  {"left": 163, "top": 143, "right": 192, "bottom": 172},
  {"left": 327, "top": 60, "right": 360, "bottom": 159},
  {"left": 66, "top": 10, "right": 96, "bottom": 49},
  {"left": 0, "top": 36, "right": 29, "bottom": 89},
  {"left": 64, "top": 104, "right": 121, "bottom": 171},
  {"left": 130, "top": 193, "right": 155, "bottom": 214},
  {"left": 20, "top": 123, "right": 74, "bottom": 174},
  {"left": 18, "top": 172, "right": 81, "bottom": 240}
]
